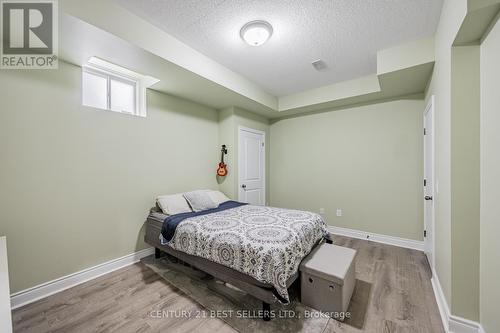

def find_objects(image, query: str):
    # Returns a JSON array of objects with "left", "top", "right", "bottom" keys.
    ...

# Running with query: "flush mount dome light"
[{"left": 240, "top": 20, "right": 273, "bottom": 46}]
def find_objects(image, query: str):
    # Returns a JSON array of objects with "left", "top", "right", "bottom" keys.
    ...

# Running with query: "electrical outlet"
[
  {"left": 336, "top": 209, "right": 342, "bottom": 217},
  {"left": 319, "top": 208, "right": 325, "bottom": 215}
]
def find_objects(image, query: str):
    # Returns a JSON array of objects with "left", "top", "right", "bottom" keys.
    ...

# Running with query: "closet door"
[{"left": 238, "top": 127, "right": 265, "bottom": 206}]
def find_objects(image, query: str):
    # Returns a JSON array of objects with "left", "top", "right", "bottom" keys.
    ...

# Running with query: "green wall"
[
  {"left": 217, "top": 108, "right": 236, "bottom": 199},
  {"left": 480, "top": 14, "right": 500, "bottom": 333},
  {"left": 424, "top": 0, "right": 500, "bottom": 325},
  {"left": 269, "top": 99, "right": 424, "bottom": 240},
  {"left": 450, "top": 45, "right": 481, "bottom": 321},
  {"left": 0, "top": 61, "right": 220, "bottom": 292},
  {"left": 424, "top": 0, "right": 468, "bottom": 309}
]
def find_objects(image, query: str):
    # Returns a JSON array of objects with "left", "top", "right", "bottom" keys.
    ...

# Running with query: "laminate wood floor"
[{"left": 12, "top": 236, "right": 444, "bottom": 333}]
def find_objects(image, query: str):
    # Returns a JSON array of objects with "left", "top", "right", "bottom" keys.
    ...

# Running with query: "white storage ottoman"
[{"left": 300, "top": 243, "right": 356, "bottom": 317}]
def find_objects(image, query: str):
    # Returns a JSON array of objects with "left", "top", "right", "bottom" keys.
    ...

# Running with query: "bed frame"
[{"left": 144, "top": 211, "right": 331, "bottom": 321}]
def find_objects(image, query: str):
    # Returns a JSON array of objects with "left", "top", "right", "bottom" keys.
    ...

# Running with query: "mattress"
[{"left": 148, "top": 204, "right": 328, "bottom": 303}]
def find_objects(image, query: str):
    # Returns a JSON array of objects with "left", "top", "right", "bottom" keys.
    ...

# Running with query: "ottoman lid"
[{"left": 300, "top": 243, "right": 356, "bottom": 285}]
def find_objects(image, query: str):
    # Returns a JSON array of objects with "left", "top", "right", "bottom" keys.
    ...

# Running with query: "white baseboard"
[
  {"left": 329, "top": 226, "right": 425, "bottom": 251},
  {"left": 449, "top": 315, "right": 485, "bottom": 333},
  {"left": 10, "top": 247, "right": 154, "bottom": 310},
  {"left": 431, "top": 271, "right": 451, "bottom": 331},
  {"left": 430, "top": 268, "right": 485, "bottom": 333}
]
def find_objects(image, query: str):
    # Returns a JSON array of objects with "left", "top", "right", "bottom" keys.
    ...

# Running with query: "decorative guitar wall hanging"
[{"left": 217, "top": 145, "right": 228, "bottom": 177}]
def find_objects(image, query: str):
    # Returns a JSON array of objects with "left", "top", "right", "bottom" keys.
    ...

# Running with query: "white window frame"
[{"left": 82, "top": 65, "right": 146, "bottom": 117}]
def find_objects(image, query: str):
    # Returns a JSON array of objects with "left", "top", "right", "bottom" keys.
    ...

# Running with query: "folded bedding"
[
  {"left": 160, "top": 201, "right": 329, "bottom": 303},
  {"left": 161, "top": 201, "right": 247, "bottom": 242}
]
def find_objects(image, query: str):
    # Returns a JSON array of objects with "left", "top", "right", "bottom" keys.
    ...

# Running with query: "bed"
[{"left": 144, "top": 201, "right": 330, "bottom": 320}]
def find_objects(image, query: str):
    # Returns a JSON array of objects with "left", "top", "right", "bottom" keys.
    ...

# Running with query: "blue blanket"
[{"left": 161, "top": 201, "right": 247, "bottom": 242}]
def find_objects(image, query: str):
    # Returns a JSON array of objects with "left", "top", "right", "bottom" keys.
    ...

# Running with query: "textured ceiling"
[{"left": 118, "top": 0, "right": 443, "bottom": 97}]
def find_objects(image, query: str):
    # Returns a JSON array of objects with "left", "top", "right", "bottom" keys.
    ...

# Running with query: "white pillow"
[
  {"left": 207, "top": 190, "right": 231, "bottom": 206},
  {"left": 156, "top": 193, "right": 192, "bottom": 215},
  {"left": 183, "top": 190, "right": 218, "bottom": 212}
]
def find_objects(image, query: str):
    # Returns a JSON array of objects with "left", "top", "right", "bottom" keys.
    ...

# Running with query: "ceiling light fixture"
[{"left": 240, "top": 20, "right": 273, "bottom": 46}]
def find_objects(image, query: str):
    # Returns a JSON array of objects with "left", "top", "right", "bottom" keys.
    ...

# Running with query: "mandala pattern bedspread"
[{"left": 167, "top": 205, "right": 329, "bottom": 303}]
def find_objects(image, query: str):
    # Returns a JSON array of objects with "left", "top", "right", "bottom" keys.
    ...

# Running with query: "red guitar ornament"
[{"left": 217, "top": 145, "right": 228, "bottom": 177}]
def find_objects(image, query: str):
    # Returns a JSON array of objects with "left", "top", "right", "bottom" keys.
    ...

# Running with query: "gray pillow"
[
  {"left": 156, "top": 193, "right": 192, "bottom": 215},
  {"left": 183, "top": 190, "right": 218, "bottom": 212}
]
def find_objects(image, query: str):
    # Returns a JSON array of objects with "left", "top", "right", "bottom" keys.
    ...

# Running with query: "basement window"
[{"left": 82, "top": 57, "right": 159, "bottom": 117}]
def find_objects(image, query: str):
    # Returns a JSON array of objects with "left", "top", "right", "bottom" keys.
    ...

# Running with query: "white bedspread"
[{"left": 167, "top": 205, "right": 329, "bottom": 302}]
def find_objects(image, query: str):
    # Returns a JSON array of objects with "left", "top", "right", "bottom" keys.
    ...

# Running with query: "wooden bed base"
[{"left": 145, "top": 217, "right": 332, "bottom": 321}]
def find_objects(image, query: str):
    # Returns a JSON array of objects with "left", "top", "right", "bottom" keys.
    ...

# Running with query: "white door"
[
  {"left": 424, "top": 96, "right": 435, "bottom": 271},
  {"left": 0, "top": 237, "right": 12, "bottom": 333},
  {"left": 238, "top": 127, "right": 265, "bottom": 205}
]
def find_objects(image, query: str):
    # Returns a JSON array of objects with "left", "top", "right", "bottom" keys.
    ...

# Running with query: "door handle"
[
  {"left": 241, "top": 184, "right": 246, "bottom": 189},
  {"left": 425, "top": 196, "right": 433, "bottom": 201}
]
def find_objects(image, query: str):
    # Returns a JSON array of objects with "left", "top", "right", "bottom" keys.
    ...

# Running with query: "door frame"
[
  {"left": 424, "top": 95, "right": 436, "bottom": 271},
  {"left": 237, "top": 126, "right": 266, "bottom": 205}
]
